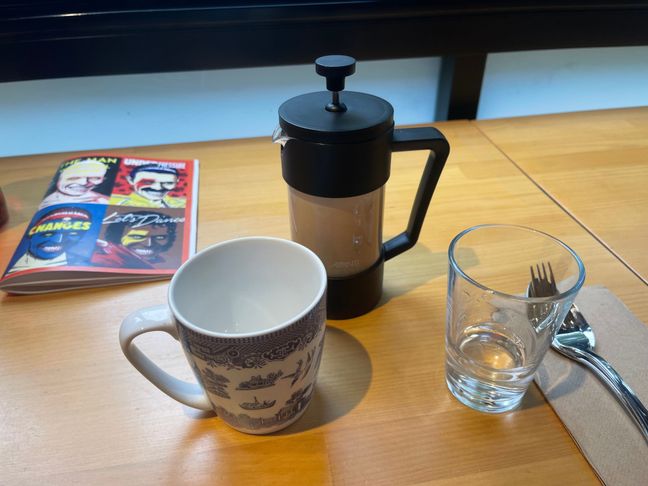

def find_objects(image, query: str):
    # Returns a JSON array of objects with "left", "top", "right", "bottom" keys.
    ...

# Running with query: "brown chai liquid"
[{"left": 288, "top": 186, "right": 384, "bottom": 278}]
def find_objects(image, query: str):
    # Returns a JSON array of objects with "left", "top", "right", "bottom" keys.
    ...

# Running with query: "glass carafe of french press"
[{"left": 274, "top": 55, "right": 450, "bottom": 319}]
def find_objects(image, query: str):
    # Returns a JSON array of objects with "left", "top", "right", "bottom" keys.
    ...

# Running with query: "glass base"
[{"left": 446, "top": 368, "right": 525, "bottom": 414}]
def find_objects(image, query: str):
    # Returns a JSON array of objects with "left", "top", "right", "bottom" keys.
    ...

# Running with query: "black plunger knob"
[{"left": 315, "top": 55, "right": 356, "bottom": 112}]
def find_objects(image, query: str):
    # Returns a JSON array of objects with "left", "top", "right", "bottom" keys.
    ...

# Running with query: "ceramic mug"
[{"left": 119, "top": 237, "right": 327, "bottom": 434}]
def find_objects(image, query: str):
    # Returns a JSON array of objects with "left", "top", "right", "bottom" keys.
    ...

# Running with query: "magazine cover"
[{"left": 0, "top": 154, "right": 198, "bottom": 294}]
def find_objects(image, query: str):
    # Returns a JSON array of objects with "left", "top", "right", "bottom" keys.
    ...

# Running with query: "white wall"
[
  {"left": 477, "top": 46, "right": 648, "bottom": 119},
  {"left": 0, "top": 58, "right": 441, "bottom": 157},
  {"left": 1, "top": 46, "right": 648, "bottom": 157}
]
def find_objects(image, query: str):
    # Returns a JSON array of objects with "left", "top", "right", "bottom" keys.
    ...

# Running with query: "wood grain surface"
[
  {"left": 1, "top": 117, "right": 646, "bottom": 485},
  {"left": 476, "top": 107, "right": 648, "bottom": 284}
]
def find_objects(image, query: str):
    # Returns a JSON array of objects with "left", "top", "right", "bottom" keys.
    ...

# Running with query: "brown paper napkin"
[{"left": 535, "top": 286, "right": 648, "bottom": 485}]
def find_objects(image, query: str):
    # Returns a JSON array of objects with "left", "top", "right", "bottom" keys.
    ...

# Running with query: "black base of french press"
[{"left": 326, "top": 257, "right": 384, "bottom": 320}]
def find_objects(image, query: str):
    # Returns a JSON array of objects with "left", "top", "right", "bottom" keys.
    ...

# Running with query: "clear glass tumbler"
[{"left": 446, "top": 224, "right": 585, "bottom": 413}]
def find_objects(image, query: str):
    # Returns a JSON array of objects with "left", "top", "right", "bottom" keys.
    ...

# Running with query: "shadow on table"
[
  {"left": 0, "top": 176, "right": 51, "bottom": 232},
  {"left": 520, "top": 383, "right": 552, "bottom": 410},
  {"left": 516, "top": 362, "right": 587, "bottom": 411},
  {"left": 277, "top": 325, "right": 372, "bottom": 434},
  {"left": 378, "top": 241, "right": 477, "bottom": 307},
  {"left": 532, "top": 360, "right": 587, "bottom": 404}
]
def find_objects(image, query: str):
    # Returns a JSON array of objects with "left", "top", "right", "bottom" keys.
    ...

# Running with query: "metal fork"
[{"left": 529, "top": 262, "right": 648, "bottom": 443}]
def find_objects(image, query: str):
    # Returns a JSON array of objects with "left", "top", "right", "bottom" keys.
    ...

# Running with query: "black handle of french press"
[{"left": 383, "top": 127, "right": 450, "bottom": 261}]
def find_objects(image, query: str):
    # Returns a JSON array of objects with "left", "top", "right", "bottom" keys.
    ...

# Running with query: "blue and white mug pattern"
[{"left": 177, "top": 294, "right": 326, "bottom": 434}]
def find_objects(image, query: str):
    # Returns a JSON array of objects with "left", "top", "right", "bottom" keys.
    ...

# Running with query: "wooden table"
[
  {"left": 476, "top": 107, "right": 648, "bottom": 285},
  {"left": 1, "top": 112, "right": 647, "bottom": 484}
]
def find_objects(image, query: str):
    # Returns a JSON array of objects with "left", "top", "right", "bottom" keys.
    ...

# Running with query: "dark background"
[{"left": 3, "top": 1, "right": 648, "bottom": 119}]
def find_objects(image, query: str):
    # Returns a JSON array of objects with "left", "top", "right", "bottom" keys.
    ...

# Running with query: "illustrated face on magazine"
[
  {"left": 109, "top": 160, "right": 188, "bottom": 209},
  {"left": 57, "top": 160, "right": 107, "bottom": 197},
  {"left": 39, "top": 157, "right": 120, "bottom": 211},
  {"left": 120, "top": 224, "right": 175, "bottom": 262},
  {"left": 102, "top": 209, "right": 179, "bottom": 266},
  {"left": 3, "top": 204, "right": 105, "bottom": 276},
  {"left": 127, "top": 167, "right": 179, "bottom": 203},
  {"left": 27, "top": 208, "right": 92, "bottom": 260},
  {"left": 29, "top": 228, "right": 84, "bottom": 260}
]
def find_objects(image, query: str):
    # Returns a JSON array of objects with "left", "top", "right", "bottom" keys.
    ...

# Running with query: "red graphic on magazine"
[{"left": 110, "top": 158, "right": 189, "bottom": 208}]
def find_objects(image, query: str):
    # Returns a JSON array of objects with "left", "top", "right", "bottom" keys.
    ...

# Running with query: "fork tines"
[{"left": 529, "top": 261, "right": 558, "bottom": 297}]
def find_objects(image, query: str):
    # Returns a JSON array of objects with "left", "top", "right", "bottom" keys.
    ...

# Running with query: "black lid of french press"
[{"left": 278, "top": 55, "right": 394, "bottom": 144}]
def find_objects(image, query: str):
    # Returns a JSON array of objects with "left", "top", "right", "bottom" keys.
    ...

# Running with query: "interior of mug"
[{"left": 169, "top": 237, "right": 326, "bottom": 336}]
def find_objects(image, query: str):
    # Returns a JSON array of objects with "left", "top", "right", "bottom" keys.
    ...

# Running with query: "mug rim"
[
  {"left": 448, "top": 224, "right": 586, "bottom": 303},
  {"left": 168, "top": 236, "right": 327, "bottom": 339}
]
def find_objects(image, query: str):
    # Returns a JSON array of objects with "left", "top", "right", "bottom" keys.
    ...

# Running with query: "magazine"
[{"left": 0, "top": 154, "right": 199, "bottom": 294}]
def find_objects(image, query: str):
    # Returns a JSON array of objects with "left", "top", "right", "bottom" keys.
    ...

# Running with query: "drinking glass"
[{"left": 445, "top": 224, "right": 585, "bottom": 413}]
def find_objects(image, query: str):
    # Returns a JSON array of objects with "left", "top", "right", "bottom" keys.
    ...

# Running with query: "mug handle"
[
  {"left": 383, "top": 127, "right": 450, "bottom": 261},
  {"left": 119, "top": 304, "right": 212, "bottom": 411}
]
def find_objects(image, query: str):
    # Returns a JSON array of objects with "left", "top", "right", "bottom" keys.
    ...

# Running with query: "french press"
[{"left": 274, "top": 55, "right": 450, "bottom": 319}]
